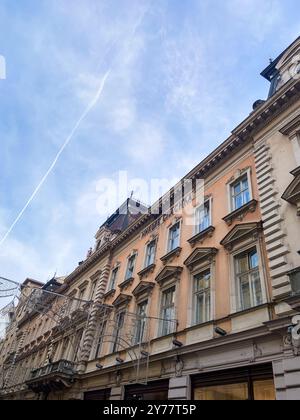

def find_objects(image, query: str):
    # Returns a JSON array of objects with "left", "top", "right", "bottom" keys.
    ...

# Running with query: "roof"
[{"left": 261, "top": 36, "right": 300, "bottom": 81}]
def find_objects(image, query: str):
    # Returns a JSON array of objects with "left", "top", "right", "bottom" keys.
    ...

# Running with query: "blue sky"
[{"left": 0, "top": 0, "right": 299, "bottom": 286}]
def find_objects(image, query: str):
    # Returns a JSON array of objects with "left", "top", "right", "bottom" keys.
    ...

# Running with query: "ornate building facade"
[{"left": 1, "top": 37, "right": 300, "bottom": 401}]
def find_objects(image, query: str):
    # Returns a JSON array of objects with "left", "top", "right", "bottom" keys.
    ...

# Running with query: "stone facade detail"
[{"left": 254, "top": 141, "right": 292, "bottom": 306}]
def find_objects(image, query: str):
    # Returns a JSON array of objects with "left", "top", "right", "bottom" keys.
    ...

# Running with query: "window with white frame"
[
  {"left": 108, "top": 267, "right": 119, "bottom": 291},
  {"left": 195, "top": 200, "right": 211, "bottom": 234},
  {"left": 235, "top": 248, "right": 263, "bottom": 311},
  {"left": 231, "top": 175, "right": 251, "bottom": 211},
  {"left": 145, "top": 240, "right": 156, "bottom": 267},
  {"left": 135, "top": 300, "right": 148, "bottom": 345},
  {"left": 193, "top": 270, "right": 211, "bottom": 325},
  {"left": 159, "top": 287, "right": 176, "bottom": 336},
  {"left": 125, "top": 254, "right": 136, "bottom": 280},
  {"left": 168, "top": 222, "right": 180, "bottom": 252}
]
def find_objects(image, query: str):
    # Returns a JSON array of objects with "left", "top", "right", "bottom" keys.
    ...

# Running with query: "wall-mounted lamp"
[
  {"left": 214, "top": 327, "right": 228, "bottom": 337},
  {"left": 173, "top": 339, "right": 184, "bottom": 348},
  {"left": 96, "top": 363, "right": 103, "bottom": 370},
  {"left": 141, "top": 351, "right": 149, "bottom": 357},
  {"left": 116, "top": 357, "right": 124, "bottom": 364}
]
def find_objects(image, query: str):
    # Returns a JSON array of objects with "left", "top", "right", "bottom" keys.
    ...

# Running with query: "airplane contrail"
[
  {"left": 0, "top": 70, "right": 110, "bottom": 248},
  {"left": 0, "top": 2, "right": 151, "bottom": 250}
]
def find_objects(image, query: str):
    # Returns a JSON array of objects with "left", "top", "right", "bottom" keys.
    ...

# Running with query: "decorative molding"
[
  {"left": 155, "top": 266, "right": 183, "bottom": 287},
  {"left": 188, "top": 226, "right": 215, "bottom": 247},
  {"left": 282, "top": 166, "right": 300, "bottom": 215},
  {"left": 279, "top": 114, "right": 300, "bottom": 138},
  {"left": 137, "top": 264, "right": 156, "bottom": 279},
  {"left": 184, "top": 248, "right": 218, "bottom": 271},
  {"left": 118, "top": 277, "right": 134, "bottom": 291},
  {"left": 103, "top": 289, "right": 116, "bottom": 300},
  {"left": 160, "top": 247, "right": 182, "bottom": 265},
  {"left": 223, "top": 199, "right": 258, "bottom": 226},
  {"left": 112, "top": 294, "right": 132, "bottom": 307},
  {"left": 220, "top": 222, "right": 263, "bottom": 251},
  {"left": 132, "top": 281, "right": 155, "bottom": 298}
]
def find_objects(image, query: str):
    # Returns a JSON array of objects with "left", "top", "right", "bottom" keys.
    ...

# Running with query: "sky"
[{"left": 0, "top": 0, "right": 300, "bottom": 290}]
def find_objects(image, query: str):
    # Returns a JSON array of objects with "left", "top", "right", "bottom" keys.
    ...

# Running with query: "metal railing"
[{"left": 30, "top": 360, "right": 76, "bottom": 380}]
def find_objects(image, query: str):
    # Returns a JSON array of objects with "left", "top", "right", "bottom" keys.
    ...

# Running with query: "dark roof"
[
  {"left": 101, "top": 198, "right": 148, "bottom": 234},
  {"left": 261, "top": 36, "right": 300, "bottom": 81}
]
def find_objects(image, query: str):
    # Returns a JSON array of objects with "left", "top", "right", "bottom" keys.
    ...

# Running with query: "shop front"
[
  {"left": 192, "top": 364, "right": 276, "bottom": 400},
  {"left": 125, "top": 380, "right": 169, "bottom": 400}
]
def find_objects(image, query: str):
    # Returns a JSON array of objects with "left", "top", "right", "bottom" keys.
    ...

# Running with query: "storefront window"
[
  {"left": 194, "top": 383, "right": 248, "bottom": 400},
  {"left": 253, "top": 380, "right": 276, "bottom": 400}
]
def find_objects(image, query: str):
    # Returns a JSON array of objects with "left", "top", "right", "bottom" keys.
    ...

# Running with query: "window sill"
[
  {"left": 223, "top": 199, "right": 258, "bottom": 226},
  {"left": 137, "top": 264, "right": 156, "bottom": 279},
  {"left": 118, "top": 277, "right": 134, "bottom": 291},
  {"left": 103, "top": 289, "right": 116, "bottom": 300},
  {"left": 188, "top": 226, "right": 215, "bottom": 246},
  {"left": 160, "top": 247, "right": 182, "bottom": 264}
]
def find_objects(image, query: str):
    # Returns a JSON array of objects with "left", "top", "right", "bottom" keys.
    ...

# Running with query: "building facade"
[{"left": 1, "top": 38, "right": 300, "bottom": 401}]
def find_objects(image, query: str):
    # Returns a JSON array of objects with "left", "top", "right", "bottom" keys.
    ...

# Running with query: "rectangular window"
[
  {"left": 145, "top": 240, "right": 156, "bottom": 268},
  {"left": 125, "top": 255, "right": 136, "bottom": 280},
  {"left": 76, "top": 288, "right": 86, "bottom": 309},
  {"left": 168, "top": 222, "right": 180, "bottom": 252},
  {"left": 289, "top": 269, "right": 300, "bottom": 295},
  {"left": 95, "top": 321, "right": 107, "bottom": 358},
  {"left": 90, "top": 281, "right": 97, "bottom": 301},
  {"left": 109, "top": 267, "right": 119, "bottom": 291},
  {"left": 235, "top": 248, "right": 263, "bottom": 311},
  {"left": 193, "top": 270, "right": 211, "bottom": 325},
  {"left": 195, "top": 201, "right": 211, "bottom": 234},
  {"left": 135, "top": 301, "right": 148, "bottom": 345},
  {"left": 159, "top": 287, "right": 176, "bottom": 336},
  {"left": 112, "top": 311, "right": 125, "bottom": 353},
  {"left": 231, "top": 175, "right": 251, "bottom": 211}
]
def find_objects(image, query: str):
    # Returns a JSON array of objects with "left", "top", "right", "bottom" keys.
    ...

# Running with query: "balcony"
[{"left": 26, "top": 360, "right": 77, "bottom": 393}]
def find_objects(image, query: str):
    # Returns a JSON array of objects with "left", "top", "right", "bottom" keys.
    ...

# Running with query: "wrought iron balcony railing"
[{"left": 30, "top": 359, "right": 76, "bottom": 380}]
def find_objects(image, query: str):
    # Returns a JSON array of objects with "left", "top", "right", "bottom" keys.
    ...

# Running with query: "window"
[
  {"left": 109, "top": 267, "right": 119, "bottom": 291},
  {"left": 135, "top": 301, "right": 148, "bottom": 344},
  {"left": 195, "top": 201, "right": 211, "bottom": 234},
  {"left": 125, "top": 255, "right": 136, "bottom": 280},
  {"left": 159, "top": 287, "right": 176, "bottom": 336},
  {"left": 231, "top": 175, "right": 251, "bottom": 211},
  {"left": 235, "top": 248, "right": 263, "bottom": 311},
  {"left": 76, "top": 288, "right": 86, "bottom": 309},
  {"left": 95, "top": 321, "right": 107, "bottom": 358},
  {"left": 168, "top": 222, "right": 180, "bottom": 252},
  {"left": 193, "top": 270, "right": 211, "bottom": 325},
  {"left": 145, "top": 240, "right": 156, "bottom": 268},
  {"left": 90, "top": 281, "right": 97, "bottom": 301},
  {"left": 289, "top": 268, "right": 300, "bottom": 294},
  {"left": 112, "top": 311, "right": 125, "bottom": 353}
]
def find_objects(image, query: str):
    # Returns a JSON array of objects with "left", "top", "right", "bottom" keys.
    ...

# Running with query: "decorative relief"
[{"left": 223, "top": 200, "right": 258, "bottom": 226}]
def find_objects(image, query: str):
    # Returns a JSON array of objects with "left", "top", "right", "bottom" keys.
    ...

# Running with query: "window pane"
[
  {"left": 236, "top": 254, "right": 248, "bottom": 274},
  {"left": 249, "top": 250, "right": 258, "bottom": 269},
  {"left": 251, "top": 270, "right": 263, "bottom": 306},
  {"left": 169, "top": 223, "right": 180, "bottom": 251},
  {"left": 194, "top": 383, "right": 249, "bottom": 400},
  {"left": 253, "top": 380, "right": 276, "bottom": 400},
  {"left": 239, "top": 275, "right": 251, "bottom": 310}
]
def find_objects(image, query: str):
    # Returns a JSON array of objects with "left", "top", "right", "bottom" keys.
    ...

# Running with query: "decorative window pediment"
[
  {"left": 223, "top": 200, "right": 258, "bottom": 226},
  {"left": 155, "top": 266, "right": 183, "bottom": 287},
  {"left": 220, "top": 222, "right": 262, "bottom": 251},
  {"left": 184, "top": 248, "right": 218, "bottom": 271},
  {"left": 132, "top": 281, "right": 155, "bottom": 299},
  {"left": 282, "top": 166, "right": 300, "bottom": 215},
  {"left": 280, "top": 115, "right": 300, "bottom": 139},
  {"left": 112, "top": 293, "right": 132, "bottom": 308}
]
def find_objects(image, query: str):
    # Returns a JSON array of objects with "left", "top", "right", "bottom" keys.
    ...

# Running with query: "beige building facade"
[{"left": 1, "top": 37, "right": 300, "bottom": 401}]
